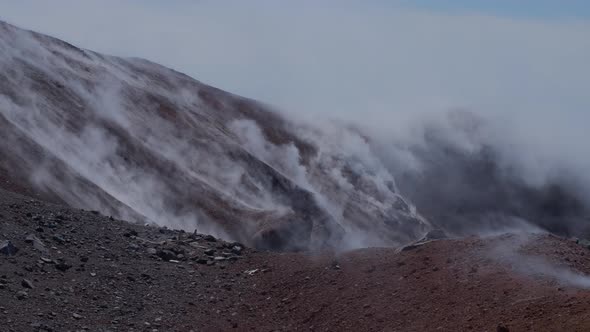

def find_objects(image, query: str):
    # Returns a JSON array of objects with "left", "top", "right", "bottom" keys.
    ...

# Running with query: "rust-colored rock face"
[{"left": 0, "top": 21, "right": 429, "bottom": 250}]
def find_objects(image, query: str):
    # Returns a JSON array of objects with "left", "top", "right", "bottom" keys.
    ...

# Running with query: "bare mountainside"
[
  {"left": 5, "top": 20, "right": 590, "bottom": 332},
  {"left": 0, "top": 21, "right": 430, "bottom": 250}
]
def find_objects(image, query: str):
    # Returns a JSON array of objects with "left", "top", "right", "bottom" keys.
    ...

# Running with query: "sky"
[
  {"left": 1, "top": 1, "right": 589, "bottom": 130},
  {"left": 400, "top": 0, "right": 590, "bottom": 19}
]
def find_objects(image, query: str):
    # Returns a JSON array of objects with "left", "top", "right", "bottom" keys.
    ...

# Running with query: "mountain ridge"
[{"left": 0, "top": 20, "right": 429, "bottom": 250}]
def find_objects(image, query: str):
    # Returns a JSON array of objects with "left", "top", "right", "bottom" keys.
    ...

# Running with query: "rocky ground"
[{"left": 3, "top": 187, "right": 590, "bottom": 331}]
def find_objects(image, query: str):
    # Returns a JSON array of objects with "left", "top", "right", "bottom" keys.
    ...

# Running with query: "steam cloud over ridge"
[
  {"left": 368, "top": 110, "right": 590, "bottom": 238},
  {"left": 0, "top": 20, "right": 589, "bottom": 251},
  {"left": 0, "top": 21, "right": 430, "bottom": 250}
]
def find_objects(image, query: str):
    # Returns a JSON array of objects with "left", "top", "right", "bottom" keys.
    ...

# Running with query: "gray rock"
[
  {"left": 52, "top": 235, "right": 66, "bottom": 244},
  {"left": 0, "top": 241, "right": 18, "bottom": 256},
  {"left": 40, "top": 257, "right": 54, "bottom": 264},
  {"left": 330, "top": 260, "right": 340, "bottom": 270},
  {"left": 25, "top": 234, "right": 37, "bottom": 243},
  {"left": 231, "top": 246, "right": 243, "bottom": 255},
  {"left": 123, "top": 229, "right": 138, "bottom": 237},
  {"left": 156, "top": 249, "right": 177, "bottom": 262},
  {"left": 21, "top": 279, "right": 34, "bottom": 289},
  {"left": 188, "top": 229, "right": 199, "bottom": 240},
  {"left": 576, "top": 238, "right": 590, "bottom": 249},
  {"left": 16, "top": 291, "right": 28, "bottom": 300},
  {"left": 497, "top": 324, "right": 510, "bottom": 332},
  {"left": 55, "top": 261, "right": 72, "bottom": 272},
  {"left": 25, "top": 234, "right": 47, "bottom": 252},
  {"left": 204, "top": 235, "right": 217, "bottom": 242}
]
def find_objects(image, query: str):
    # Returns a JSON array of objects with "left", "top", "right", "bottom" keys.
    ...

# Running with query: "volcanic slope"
[
  {"left": 0, "top": 20, "right": 429, "bottom": 251},
  {"left": 4, "top": 20, "right": 590, "bottom": 332}
]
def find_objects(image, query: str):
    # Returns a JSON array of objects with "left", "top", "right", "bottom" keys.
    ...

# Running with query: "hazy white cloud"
[
  {"left": 1, "top": 1, "right": 589, "bottom": 125},
  {"left": 3, "top": 1, "right": 590, "bottom": 192}
]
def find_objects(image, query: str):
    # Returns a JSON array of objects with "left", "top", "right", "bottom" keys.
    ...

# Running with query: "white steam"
[
  {"left": 2, "top": 19, "right": 589, "bottom": 251},
  {"left": 491, "top": 234, "right": 590, "bottom": 289},
  {"left": 0, "top": 21, "right": 431, "bottom": 249}
]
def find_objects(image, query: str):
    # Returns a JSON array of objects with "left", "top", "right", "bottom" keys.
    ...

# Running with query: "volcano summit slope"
[
  {"left": 3, "top": 20, "right": 590, "bottom": 331},
  {"left": 0, "top": 20, "right": 430, "bottom": 251}
]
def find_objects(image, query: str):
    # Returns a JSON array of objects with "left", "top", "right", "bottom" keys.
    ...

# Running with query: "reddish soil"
[{"left": 3, "top": 187, "right": 590, "bottom": 331}]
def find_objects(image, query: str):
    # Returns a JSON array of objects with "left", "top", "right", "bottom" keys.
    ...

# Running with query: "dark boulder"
[
  {"left": 0, "top": 240, "right": 18, "bottom": 255},
  {"left": 156, "top": 249, "right": 177, "bottom": 262}
]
